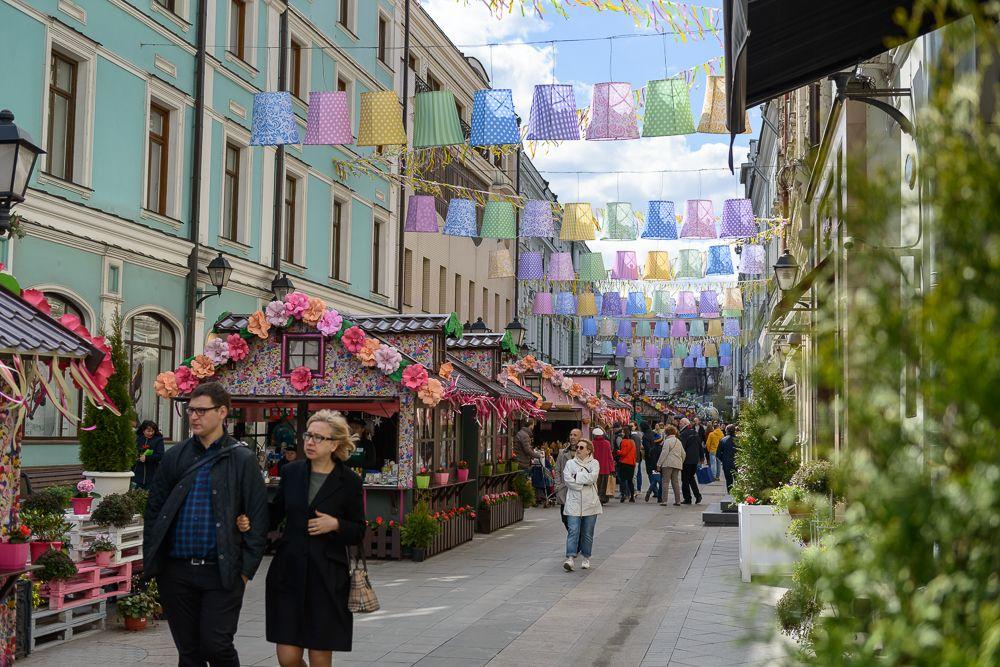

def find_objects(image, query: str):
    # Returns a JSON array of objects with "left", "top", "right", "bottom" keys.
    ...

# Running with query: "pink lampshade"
[
  {"left": 547, "top": 252, "right": 575, "bottom": 281},
  {"left": 680, "top": 199, "right": 717, "bottom": 239},
  {"left": 404, "top": 195, "right": 438, "bottom": 233},
  {"left": 532, "top": 292, "right": 554, "bottom": 315},
  {"left": 670, "top": 320, "right": 688, "bottom": 338},
  {"left": 586, "top": 82, "right": 640, "bottom": 141},
  {"left": 611, "top": 251, "right": 639, "bottom": 280},
  {"left": 675, "top": 291, "right": 697, "bottom": 316},
  {"left": 303, "top": 91, "right": 352, "bottom": 145}
]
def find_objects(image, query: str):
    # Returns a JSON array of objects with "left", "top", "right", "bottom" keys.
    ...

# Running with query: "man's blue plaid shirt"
[{"left": 168, "top": 437, "right": 222, "bottom": 559}]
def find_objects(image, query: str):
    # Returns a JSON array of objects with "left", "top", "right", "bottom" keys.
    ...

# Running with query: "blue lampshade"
[
  {"left": 636, "top": 357, "right": 647, "bottom": 369},
  {"left": 723, "top": 318, "right": 741, "bottom": 337},
  {"left": 690, "top": 343, "right": 703, "bottom": 357},
  {"left": 635, "top": 321, "right": 651, "bottom": 338},
  {"left": 661, "top": 344, "right": 673, "bottom": 359},
  {"left": 601, "top": 340, "right": 614, "bottom": 355},
  {"left": 654, "top": 320, "right": 670, "bottom": 338},
  {"left": 582, "top": 317, "right": 597, "bottom": 337},
  {"left": 615, "top": 341, "right": 628, "bottom": 357},
  {"left": 720, "top": 342, "right": 732, "bottom": 357},
  {"left": 683, "top": 357, "right": 695, "bottom": 368},
  {"left": 706, "top": 245, "right": 735, "bottom": 275},
  {"left": 470, "top": 89, "right": 520, "bottom": 146},
  {"left": 720, "top": 355, "right": 731, "bottom": 367},
  {"left": 250, "top": 92, "right": 300, "bottom": 145},
  {"left": 660, "top": 357, "right": 671, "bottom": 369},
  {"left": 642, "top": 201, "right": 678, "bottom": 239},
  {"left": 601, "top": 292, "right": 623, "bottom": 317},
  {"left": 617, "top": 319, "right": 632, "bottom": 338},
  {"left": 443, "top": 199, "right": 477, "bottom": 237},
  {"left": 696, "top": 357, "right": 707, "bottom": 368},
  {"left": 554, "top": 292, "right": 576, "bottom": 315},
  {"left": 626, "top": 292, "right": 646, "bottom": 315}
]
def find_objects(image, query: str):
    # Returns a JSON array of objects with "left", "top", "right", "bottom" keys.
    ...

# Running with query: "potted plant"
[
  {"left": 21, "top": 510, "right": 71, "bottom": 562},
  {"left": 117, "top": 591, "right": 158, "bottom": 631},
  {"left": 480, "top": 460, "right": 493, "bottom": 477},
  {"left": 0, "top": 524, "right": 32, "bottom": 569},
  {"left": 495, "top": 456, "right": 505, "bottom": 474},
  {"left": 90, "top": 493, "right": 137, "bottom": 528},
  {"left": 79, "top": 312, "right": 138, "bottom": 497},
  {"left": 91, "top": 535, "right": 116, "bottom": 567},
  {"left": 433, "top": 467, "right": 450, "bottom": 486},
  {"left": 415, "top": 466, "right": 431, "bottom": 489},
  {"left": 34, "top": 548, "right": 77, "bottom": 583},
  {"left": 123, "top": 488, "right": 149, "bottom": 516},
  {"left": 21, "top": 487, "right": 72, "bottom": 516},
  {"left": 399, "top": 500, "right": 440, "bottom": 562},
  {"left": 71, "top": 479, "right": 99, "bottom": 515},
  {"left": 456, "top": 460, "right": 469, "bottom": 482}
]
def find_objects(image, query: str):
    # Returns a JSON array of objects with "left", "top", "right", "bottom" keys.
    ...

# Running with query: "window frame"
[
  {"left": 421, "top": 257, "right": 431, "bottom": 313},
  {"left": 337, "top": 0, "right": 356, "bottom": 35},
  {"left": 146, "top": 102, "right": 171, "bottom": 215},
  {"left": 289, "top": 39, "right": 304, "bottom": 100},
  {"left": 46, "top": 50, "right": 77, "bottom": 183},
  {"left": 403, "top": 248, "right": 413, "bottom": 306},
  {"left": 42, "top": 27, "right": 96, "bottom": 191},
  {"left": 125, "top": 312, "right": 178, "bottom": 436},
  {"left": 282, "top": 162, "right": 308, "bottom": 266},
  {"left": 377, "top": 12, "right": 390, "bottom": 66},
  {"left": 282, "top": 333, "right": 325, "bottom": 378},
  {"left": 283, "top": 174, "right": 297, "bottom": 265},
  {"left": 228, "top": 0, "right": 248, "bottom": 62},
  {"left": 372, "top": 215, "right": 387, "bottom": 296},
  {"left": 222, "top": 141, "right": 242, "bottom": 242},
  {"left": 438, "top": 266, "right": 447, "bottom": 313},
  {"left": 454, "top": 273, "right": 462, "bottom": 319},
  {"left": 332, "top": 199, "right": 344, "bottom": 280}
]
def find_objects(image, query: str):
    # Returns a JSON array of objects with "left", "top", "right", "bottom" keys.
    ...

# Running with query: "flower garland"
[
  {"left": 499, "top": 355, "right": 617, "bottom": 420},
  {"left": 153, "top": 292, "right": 444, "bottom": 407}
]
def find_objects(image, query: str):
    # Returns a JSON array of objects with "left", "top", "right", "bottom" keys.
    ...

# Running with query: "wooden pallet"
[
  {"left": 67, "top": 518, "right": 143, "bottom": 565},
  {"left": 362, "top": 526, "right": 402, "bottom": 560},
  {"left": 38, "top": 561, "right": 132, "bottom": 611},
  {"left": 30, "top": 599, "right": 106, "bottom": 651}
]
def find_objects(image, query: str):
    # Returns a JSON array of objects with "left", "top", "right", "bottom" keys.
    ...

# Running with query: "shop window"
[
  {"left": 24, "top": 294, "right": 86, "bottom": 439},
  {"left": 282, "top": 334, "right": 324, "bottom": 376},
  {"left": 438, "top": 408, "right": 458, "bottom": 469},
  {"left": 126, "top": 313, "right": 177, "bottom": 435},
  {"left": 415, "top": 406, "right": 434, "bottom": 472}
]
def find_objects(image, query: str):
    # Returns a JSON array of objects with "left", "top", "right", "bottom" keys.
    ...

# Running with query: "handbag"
[
  {"left": 347, "top": 546, "right": 380, "bottom": 613},
  {"left": 696, "top": 465, "right": 714, "bottom": 485}
]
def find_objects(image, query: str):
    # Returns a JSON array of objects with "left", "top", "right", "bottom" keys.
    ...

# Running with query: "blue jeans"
[
  {"left": 635, "top": 464, "right": 643, "bottom": 491},
  {"left": 565, "top": 514, "right": 597, "bottom": 558},
  {"left": 648, "top": 471, "right": 662, "bottom": 502},
  {"left": 710, "top": 453, "right": 721, "bottom": 479}
]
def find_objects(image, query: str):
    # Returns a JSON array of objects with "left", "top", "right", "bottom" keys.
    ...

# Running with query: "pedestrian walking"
[
  {"left": 717, "top": 425, "right": 739, "bottom": 492},
  {"left": 615, "top": 433, "right": 637, "bottom": 502},
  {"left": 143, "top": 382, "right": 268, "bottom": 667},
  {"left": 554, "top": 429, "right": 581, "bottom": 529},
  {"left": 644, "top": 430, "right": 663, "bottom": 503},
  {"left": 656, "top": 426, "right": 684, "bottom": 506},
  {"left": 591, "top": 427, "right": 615, "bottom": 503},
  {"left": 630, "top": 422, "right": 645, "bottom": 494},
  {"left": 133, "top": 420, "right": 165, "bottom": 490},
  {"left": 706, "top": 422, "right": 724, "bottom": 481},
  {"left": 679, "top": 418, "right": 704, "bottom": 504},
  {"left": 562, "top": 439, "right": 602, "bottom": 571}
]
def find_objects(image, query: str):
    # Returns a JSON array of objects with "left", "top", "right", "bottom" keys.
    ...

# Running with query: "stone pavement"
[{"left": 22, "top": 476, "right": 788, "bottom": 666}]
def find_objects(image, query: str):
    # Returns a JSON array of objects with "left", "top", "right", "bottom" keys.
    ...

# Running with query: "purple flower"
[
  {"left": 204, "top": 337, "right": 230, "bottom": 365},
  {"left": 317, "top": 309, "right": 343, "bottom": 336},
  {"left": 265, "top": 300, "right": 288, "bottom": 327}
]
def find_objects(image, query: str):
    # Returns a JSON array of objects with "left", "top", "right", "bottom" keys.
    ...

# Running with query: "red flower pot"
[
  {"left": 71, "top": 497, "right": 93, "bottom": 515},
  {"left": 0, "top": 543, "right": 29, "bottom": 570},
  {"left": 95, "top": 551, "right": 114, "bottom": 567},
  {"left": 30, "top": 541, "right": 60, "bottom": 562},
  {"left": 123, "top": 616, "right": 147, "bottom": 631},
  {"left": 456, "top": 468, "right": 469, "bottom": 482},
  {"left": 433, "top": 472, "right": 450, "bottom": 486}
]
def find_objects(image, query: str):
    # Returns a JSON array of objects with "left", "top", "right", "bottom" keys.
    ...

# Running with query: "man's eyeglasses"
[
  {"left": 303, "top": 432, "right": 336, "bottom": 444},
  {"left": 185, "top": 405, "right": 220, "bottom": 417}
]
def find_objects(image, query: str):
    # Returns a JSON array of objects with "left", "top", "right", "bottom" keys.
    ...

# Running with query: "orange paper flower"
[
  {"left": 301, "top": 297, "right": 327, "bottom": 325},
  {"left": 418, "top": 378, "right": 444, "bottom": 407},
  {"left": 247, "top": 311, "right": 271, "bottom": 339},
  {"left": 438, "top": 362, "right": 454, "bottom": 380},
  {"left": 541, "top": 365, "right": 555, "bottom": 379},
  {"left": 357, "top": 338, "right": 381, "bottom": 367},
  {"left": 569, "top": 382, "right": 584, "bottom": 398},
  {"left": 522, "top": 355, "right": 537, "bottom": 370},
  {"left": 154, "top": 371, "right": 179, "bottom": 399},
  {"left": 190, "top": 355, "right": 216, "bottom": 379}
]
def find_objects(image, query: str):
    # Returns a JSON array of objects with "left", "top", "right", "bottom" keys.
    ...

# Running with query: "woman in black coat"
[
  {"left": 262, "top": 409, "right": 365, "bottom": 666},
  {"left": 132, "top": 420, "right": 165, "bottom": 489}
]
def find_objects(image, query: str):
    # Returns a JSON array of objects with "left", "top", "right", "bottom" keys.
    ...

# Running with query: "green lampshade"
[
  {"left": 604, "top": 202, "right": 640, "bottom": 240},
  {"left": 642, "top": 78, "right": 695, "bottom": 137},
  {"left": 413, "top": 91, "right": 465, "bottom": 149},
  {"left": 578, "top": 252, "right": 608, "bottom": 281},
  {"left": 635, "top": 320, "right": 652, "bottom": 337},
  {"left": 481, "top": 201, "right": 516, "bottom": 238}
]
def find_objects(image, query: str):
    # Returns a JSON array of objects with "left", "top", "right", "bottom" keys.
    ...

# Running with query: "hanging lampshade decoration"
[
  {"left": 670, "top": 357, "right": 682, "bottom": 369},
  {"left": 480, "top": 201, "right": 516, "bottom": 238},
  {"left": 517, "top": 252, "right": 544, "bottom": 281},
  {"left": 578, "top": 252, "right": 608, "bottom": 282},
  {"left": 601, "top": 291, "right": 623, "bottom": 317},
  {"left": 695, "top": 356, "right": 707, "bottom": 368},
  {"left": 739, "top": 244, "right": 766, "bottom": 275},
  {"left": 250, "top": 92, "right": 300, "bottom": 145},
  {"left": 626, "top": 292, "right": 647, "bottom": 315},
  {"left": 547, "top": 252, "right": 576, "bottom": 282},
  {"left": 636, "top": 357, "right": 647, "bottom": 369},
  {"left": 707, "top": 319, "right": 724, "bottom": 338},
  {"left": 720, "top": 342, "right": 733, "bottom": 357},
  {"left": 660, "top": 344, "right": 673, "bottom": 360},
  {"left": 723, "top": 287, "right": 744, "bottom": 311},
  {"left": 630, "top": 340, "right": 644, "bottom": 359},
  {"left": 303, "top": 91, "right": 352, "bottom": 145},
  {"left": 577, "top": 291, "right": 597, "bottom": 316},
  {"left": 699, "top": 290, "right": 720, "bottom": 317},
  {"left": 599, "top": 318, "right": 617, "bottom": 337},
  {"left": 635, "top": 320, "right": 652, "bottom": 338},
  {"left": 643, "top": 251, "right": 673, "bottom": 280},
  {"left": 674, "top": 249, "right": 704, "bottom": 280},
  {"left": 489, "top": 248, "right": 515, "bottom": 278},
  {"left": 670, "top": 320, "right": 688, "bottom": 338},
  {"left": 722, "top": 309, "right": 743, "bottom": 318},
  {"left": 611, "top": 251, "right": 640, "bottom": 281},
  {"left": 720, "top": 198, "right": 757, "bottom": 238},
  {"left": 604, "top": 202, "right": 640, "bottom": 240},
  {"left": 704, "top": 341, "right": 719, "bottom": 357},
  {"left": 706, "top": 245, "right": 735, "bottom": 275},
  {"left": 617, "top": 319, "right": 632, "bottom": 339},
  {"left": 675, "top": 291, "right": 697, "bottom": 317},
  {"left": 526, "top": 84, "right": 580, "bottom": 141},
  {"left": 680, "top": 200, "right": 717, "bottom": 238},
  {"left": 642, "top": 78, "right": 696, "bottom": 137},
  {"left": 654, "top": 320, "right": 671, "bottom": 338},
  {"left": 413, "top": 90, "right": 465, "bottom": 148},
  {"left": 615, "top": 341, "right": 628, "bottom": 358},
  {"left": 357, "top": 91, "right": 407, "bottom": 146},
  {"left": 624, "top": 356, "right": 636, "bottom": 369},
  {"left": 554, "top": 292, "right": 577, "bottom": 315},
  {"left": 600, "top": 340, "right": 614, "bottom": 356},
  {"left": 690, "top": 343, "right": 703, "bottom": 357},
  {"left": 586, "top": 82, "right": 640, "bottom": 140},
  {"left": 581, "top": 317, "right": 598, "bottom": 337},
  {"left": 521, "top": 200, "right": 556, "bottom": 237},
  {"left": 470, "top": 89, "right": 519, "bottom": 146},
  {"left": 642, "top": 200, "right": 678, "bottom": 239},
  {"left": 697, "top": 75, "right": 752, "bottom": 134},
  {"left": 532, "top": 292, "right": 554, "bottom": 315},
  {"left": 404, "top": 195, "right": 439, "bottom": 233},
  {"left": 723, "top": 318, "right": 741, "bottom": 337},
  {"left": 443, "top": 199, "right": 478, "bottom": 237},
  {"left": 653, "top": 291, "right": 675, "bottom": 315},
  {"left": 708, "top": 355, "right": 721, "bottom": 368},
  {"left": 683, "top": 357, "right": 695, "bottom": 368},
  {"left": 560, "top": 203, "right": 599, "bottom": 241},
  {"left": 720, "top": 355, "right": 732, "bottom": 367},
  {"left": 688, "top": 319, "right": 706, "bottom": 337},
  {"left": 675, "top": 342, "right": 689, "bottom": 358},
  {"left": 594, "top": 291, "right": 603, "bottom": 314}
]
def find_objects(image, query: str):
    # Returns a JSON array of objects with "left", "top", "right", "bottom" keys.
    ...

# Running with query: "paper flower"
[
  {"left": 551, "top": 370, "right": 565, "bottom": 386},
  {"left": 174, "top": 366, "right": 199, "bottom": 393},
  {"left": 247, "top": 311, "right": 271, "bottom": 339},
  {"left": 226, "top": 334, "right": 249, "bottom": 362},
  {"left": 317, "top": 309, "right": 343, "bottom": 336},
  {"left": 302, "top": 297, "right": 327, "bottom": 325},
  {"left": 21, "top": 289, "right": 51, "bottom": 315},
  {"left": 402, "top": 364, "right": 429, "bottom": 390},
  {"left": 569, "top": 382, "right": 583, "bottom": 398},
  {"left": 341, "top": 326, "right": 366, "bottom": 353},
  {"left": 204, "top": 337, "right": 230, "bottom": 365},
  {"left": 290, "top": 366, "right": 314, "bottom": 391},
  {"left": 284, "top": 292, "right": 310, "bottom": 319},
  {"left": 357, "top": 338, "right": 381, "bottom": 367},
  {"left": 154, "top": 371, "right": 179, "bottom": 399},
  {"left": 586, "top": 396, "right": 601, "bottom": 410},
  {"left": 58, "top": 313, "right": 113, "bottom": 391},
  {"left": 522, "top": 355, "right": 538, "bottom": 370},
  {"left": 190, "top": 355, "right": 216, "bottom": 379},
  {"left": 438, "top": 362, "right": 454, "bottom": 380},
  {"left": 541, "top": 365, "right": 555, "bottom": 379},
  {"left": 560, "top": 377, "right": 574, "bottom": 392},
  {"left": 374, "top": 346, "right": 402, "bottom": 374},
  {"left": 418, "top": 378, "right": 444, "bottom": 407},
  {"left": 265, "top": 300, "right": 289, "bottom": 327}
]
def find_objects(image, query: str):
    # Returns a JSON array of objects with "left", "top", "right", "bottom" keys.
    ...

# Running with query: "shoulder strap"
[
  {"left": 178, "top": 445, "right": 228, "bottom": 482},
  {"left": 347, "top": 544, "right": 369, "bottom": 573}
]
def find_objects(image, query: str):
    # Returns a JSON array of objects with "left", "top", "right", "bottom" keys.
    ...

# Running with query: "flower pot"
[
  {"left": 95, "top": 551, "right": 114, "bottom": 567},
  {"left": 84, "top": 471, "right": 134, "bottom": 499},
  {"left": 415, "top": 475, "right": 430, "bottom": 489},
  {"left": 456, "top": 468, "right": 469, "bottom": 482},
  {"left": 30, "top": 541, "right": 58, "bottom": 562},
  {"left": 410, "top": 547, "right": 425, "bottom": 562},
  {"left": 123, "top": 616, "right": 147, "bottom": 631},
  {"left": 71, "top": 497, "right": 93, "bottom": 515},
  {"left": 433, "top": 472, "right": 450, "bottom": 486},
  {"left": 0, "top": 542, "right": 29, "bottom": 570},
  {"left": 480, "top": 464, "right": 493, "bottom": 477},
  {"left": 737, "top": 503, "right": 801, "bottom": 582}
]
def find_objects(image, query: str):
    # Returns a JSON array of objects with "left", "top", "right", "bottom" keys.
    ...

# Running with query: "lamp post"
[
  {"left": 773, "top": 249, "right": 800, "bottom": 291},
  {"left": 271, "top": 272, "right": 294, "bottom": 300},
  {"left": 194, "top": 252, "right": 234, "bottom": 306},
  {"left": 0, "top": 110, "right": 45, "bottom": 238},
  {"left": 470, "top": 317, "right": 489, "bottom": 333},
  {"left": 504, "top": 316, "right": 526, "bottom": 352}
]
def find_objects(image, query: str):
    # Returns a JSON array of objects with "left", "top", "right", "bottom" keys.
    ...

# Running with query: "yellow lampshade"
[
  {"left": 577, "top": 291, "right": 597, "bottom": 316},
  {"left": 357, "top": 91, "right": 407, "bottom": 147},
  {"left": 489, "top": 248, "right": 514, "bottom": 278},
  {"left": 697, "top": 76, "right": 752, "bottom": 135},
  {"left": 707, "top": 319, "right": 724, "bottom": 337},
  {"left": 560, "top": 203, "right": 599, "bottom": 241},
  {"left": 643, "top": 251, "right": 673, "bottom": 280},
  {"left": 723, "top": 287, "right": 744, "bottom": 310}
]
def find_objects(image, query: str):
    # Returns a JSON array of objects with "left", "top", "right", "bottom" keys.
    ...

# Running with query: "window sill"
[
  {"left": 282, "top": 261, "right": 308, "bottom": 275},
  {"left": 38, "top": 172, "right": 92, "bottom": 200},
  {"left": 150, "top": 2, "right": 190, "bottom": 31},
  {"left": 140, "top": 208, "right": 183, "bottom": 229},
  {"left": 328, "top": 277, "right": 351, "bottom": 289},
  {"left": 224, "top": 51, "right": 259, "bottom": 78},
  {"left": 218, "top": 236, "right": 253, "bottom": 253}
]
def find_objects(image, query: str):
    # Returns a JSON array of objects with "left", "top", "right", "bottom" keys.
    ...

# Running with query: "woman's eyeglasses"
[
  {"left": 303, "top": 432, "right": 336, "bottom": 444},
  {"left": 576, "top": 445, "right": 589, "bottom": 450}
]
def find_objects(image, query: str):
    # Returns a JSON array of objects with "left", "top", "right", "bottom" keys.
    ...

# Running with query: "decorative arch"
[{"left": 124, "top": 309, "right": 181, "bottom": 438}]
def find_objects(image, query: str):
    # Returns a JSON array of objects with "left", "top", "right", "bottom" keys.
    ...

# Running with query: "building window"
[
  {"left": 415, "top": 407, "right": 434, "bottom": 471},
  {"left": 25, "top": 295, "right": 86, "bottom": 439},
  {"left": 377, "top": 15, "right": 389, "bottom": 64},
  {"left": 222, "top": 142, "right": 241, "bottom": 241},
  {"left": 147, "top": 103, "right": 170, "bottom": 215},
  {"left": 468, "top": 281, "right": 476, "bottom": 321},
  {"left": 454, "top": 273, "right": 462, "bottom": 319},
  {"left": 506, "top": 298, "right": 512, "bottom": 323},
  {"left": 494, "top": 293, "right": 500, "bottom": 330},
  {"left": 154, "top": 0, "right": 176, "bottom": 12},
  {"left": 438, "top": 408, "right": 458, "bottom": 469},
  {"left": 427, "top": 72, "right": 442, "bottom": 91},
  {"left": 283, "top": 175, "right": 298, "bottom": 264},
  {"left": 290, "top": 39, "right": 304, "bottom": 99},
  {"left": 482, "top": 287, "right": 488, "bottom": 322},
  {"left": 407, "top": 54, "right": 419, "bottom": 73},
  {"left": 229, "top": 1, "right": 248, "bottom": 62},
  {"left": 283, "top": 334, "right": 324, "bottom": 376},
  {"left": 107, "top": 264, "right": 120, "bottom": 294},
  {"left": 332, "top": 199, "right": 344, "bottom": 280},
  {"left": 403, "top": 249, "right": 413, "bottom": 305},
  {"left": 438, "top": 266, "right": 447, "bottom": 312},
  {"left": 126, "top": 313, "right": 177, "bottom": 435},
  {"left": 372, "top": 217, "right": 385, "bottom": 295},
  {"left": 338, "top": 0, "right": 352, "bottom": 30},
  {"left": 421, "top": 258, "right": 431, "bottom": 312},
  {"left": 47, "top": 51, "right": 78, "bottom": 182}
]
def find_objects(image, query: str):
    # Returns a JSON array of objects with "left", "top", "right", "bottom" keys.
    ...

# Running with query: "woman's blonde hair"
[
  {"left": 577, "top": 439, "right": 594, "bottom": 455},
  {"left": 306, "top": 410, "right": 359, "bottom": 461},
  {"left": 664, "top": 425, "right": 679, "bottom": 436}
]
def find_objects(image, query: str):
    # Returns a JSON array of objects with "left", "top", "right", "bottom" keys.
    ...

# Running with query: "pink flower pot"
[
  {"left": 456, "top": 468, "right": 469, "bottom": 482},
  {"left": 30, "top": 541, "right": 59, "bottom": 562},
  {"left": 0, "top": 543, "right": 29, "bottom": 570},
  {"left": 71, "top": 497, "right": 93, "bottom": 515},
  {"left": 433, "top": 472, "right": 450, "bottom": 486},
  {"left": 95, "top": 551, "right": 114, "bottom": 567}
]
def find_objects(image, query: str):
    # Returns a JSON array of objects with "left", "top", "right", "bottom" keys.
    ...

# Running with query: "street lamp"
[
  {"left": 271, "top": 272, "right": 294, "bottom": 300},
  {"left": 470, "top": 317, "right": 488, "bottom": 332},
  {"left": 504, "top": 316, "right": 526, "bottom": 349},
  {"left": 195, "top": 252, "right": 234, "bottom": 306},
  {"left": 773, "top": 249, "right": 800, "bottom": 291},
  {"left": 0, "top": 110, "right": 45, "bottom": 238},
  {"left": 623, "top": 375, "right": 632, "bottom": 394}
]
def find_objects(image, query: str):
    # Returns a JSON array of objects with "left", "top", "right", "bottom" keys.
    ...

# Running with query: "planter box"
[
  {"left": 362, "top": 526, "right": 401, "bottom": 560},
  {"left": 67, "top": 517, "right": 143, "bottom": 565},
  {"left": 30, "top": 598, "right": 106, "bottom": 652},
  {"left": 476, "top": 498, "right": 524, "bottom": 534},
  {"left": 738, "top": 503, "right": 801, "bottom": 582},
  {"left": 422, "top": 514, "right": 474, "bottom": 559}
]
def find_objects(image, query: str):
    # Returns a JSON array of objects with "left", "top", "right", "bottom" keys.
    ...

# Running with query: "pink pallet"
[{"left": 39, "top": 561, "right": 133, "bottom": 611}]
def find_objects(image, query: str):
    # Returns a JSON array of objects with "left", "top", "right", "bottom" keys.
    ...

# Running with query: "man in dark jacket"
[
  {"left": 679, "top": 419, "right": 703, "bottom": 504},
  {"left": 716, "top": 424, "right": 739, "bottom": 492},
  {"left": 513, "top": 418, "right": 541, "bottom": 467},
  {"left": 644, "top": 429, "right": 663, "bottom": 503},
  {"left": 144, "top": 382, "right": 267, "bottom": 667}
]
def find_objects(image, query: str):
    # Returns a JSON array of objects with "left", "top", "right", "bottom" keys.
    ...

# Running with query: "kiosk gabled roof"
[
  {"left": 0, "top": 286, "right": 101, "bottom": 363},
  {"left": 350, "top": 313, "right": 455, "bottom": 334},
  {"left": 447, "top": 332, "right": 505, "bottom": 349}
]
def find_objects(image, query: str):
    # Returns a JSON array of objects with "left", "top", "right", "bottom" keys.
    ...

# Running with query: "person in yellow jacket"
[{"left": 706, "top": 422, "right": 724, "bottom": 481}]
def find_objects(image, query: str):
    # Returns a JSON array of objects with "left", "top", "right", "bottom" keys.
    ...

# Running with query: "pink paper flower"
[
  {"left": 374, "top": 346, "right": 402, "bottom": 374},
  {"left": 265, "top": 300, "right": 289, "bottom": 327},
  {"left": 560, "top": 377, "right": 574, "bottom": 392},
  {"left": 418, "top": 378, "right": 444, "bottom": 407},
  {"left": 190, "top": 355, "right": 216, "bottom": 379},
  {"left": 302, "top": 297, "right": 327, "bottom": 325},
  {"left": 317, "top": 309, "right": 343, "bottom": 336},
  {"left": 402, "top": 364, "right": 429, "bottom": 390},
  {"left": 284, "top": 292, "right": 310, "bottom": 319},
  {"left": 551, "top": 371, "right": 565, "bottom": 386},
  {"left": 154, "top": 371, "right": 179, "bottom": 399},
  {"left": 174, "top": 366, "right": 199, "bottom": 393},
  {"left": 341, "top": 326, "right": 366, "bottom": 353},
  {"left": 357, "top": 338, "right": 381, "bottom": 367},
  {"left": 204, "top": 337, "right": 230, "bottom": 365},
  {"left": 290, "top": 366, "right": 314, "bottom": 392},
  {"left": 21, "top": 289, "right": 51, "bottom": 315},
  {"left": 247, "top": 311, "right": 271, "bottom": 339},
  {"left": 227, "top": 334, "right": 249, "bottom": 362}
]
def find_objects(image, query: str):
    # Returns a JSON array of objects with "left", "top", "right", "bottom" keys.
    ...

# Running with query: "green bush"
[
  {"left": 35, "top": 549, "right": 78, "bottom": 583},
  {"left": 789, "top": 460, "right": 833, "bottom": 495},
  {"left": 20, "top": 510, "right": 71, "bottom": 542},
  {"left": 399, "top": 500, "right": 440, "bottom": 550},
  {"left": 124, "top": 488, "right": 149, "bottom": 516},
  {"left": 90, "top": 493, "right": 136, "bottom": 528},
  {"left": 21, "top": 488, "right": 71, "bottom": 515},
  {"left": 117, "top": 592, "right": 158, "bottom": 619},
  {"left": 512, "top": 473, "right": 536, "bottom": 508}
]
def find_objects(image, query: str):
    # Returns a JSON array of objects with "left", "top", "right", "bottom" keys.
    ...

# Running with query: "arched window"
[
  {"left": 126, "top": 313, "right": 177, "bottom": 436},
  {"left": 24, "top": 294, "right": 86, "bottom": 439}
]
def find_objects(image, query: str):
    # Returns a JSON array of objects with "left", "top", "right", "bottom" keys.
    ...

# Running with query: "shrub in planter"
[
  {"left": 400, "top": 500, "right": 440, "bottom": 561},
  {"left": 511, "top": 472, "right": 535, "bottom": 508},
  {"left": 117, "top": 592, "right": 159, "bottom": 630},
  {"left": 90, "top": 493, "right": 136, "bottom": 528},
  {"left": 35, "top": 548, "right": 78, "bottom": 583},
  {"left": 124, "top": 488, "right": 149, "bottom": 516},
  {"left": 789, "top": 460, "right": 834, "bottom": 496},
  {"left": 21, "top": 488, "right": 71, "bottom": 515}
]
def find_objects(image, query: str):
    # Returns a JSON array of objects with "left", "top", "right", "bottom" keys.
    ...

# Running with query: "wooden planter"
[
  {"left": 476, "top": 497, "right": 524, "bottom": 534},
  {"left": 362, "top": 526, "right": 402, "bottom": 560},
  {"left": 422, "top": 515, "right": 475, "bottom": 559}
]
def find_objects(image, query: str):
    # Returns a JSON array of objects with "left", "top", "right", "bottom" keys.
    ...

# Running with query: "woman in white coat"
[
  {"left": 656, "top": 425, "right": 685, "bottom": 506},
  {"left": 562, "top": 439, "right": 602, "bottom": 571}
]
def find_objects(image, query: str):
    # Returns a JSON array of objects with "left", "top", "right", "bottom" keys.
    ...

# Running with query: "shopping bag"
[{"left": 696, "top": 465, "right": 713, "bottom": 485}]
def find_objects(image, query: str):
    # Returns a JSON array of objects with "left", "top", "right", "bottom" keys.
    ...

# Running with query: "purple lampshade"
[
  {"left": 670, "top": 320, "right": 688, "bottom": 338},
  {"left": 626, "top": 292, "right": 646, "bottom": 315},
  {"left": 654, "top": 320, "right": 670, "bottom": 338},
  {"left": 675, "top": 291, "right": 697, "bottom": 316},
  {"left": 518, "top": 252, "right": 544, "bottom": 280},
  {"left": 611, "top": 251, "right": 639, "bottom": 280},
  {"left": 615, "top": 341, "right": 628, "bottom": 358},
  {"left": 720, "top": 355, "right": 731, "bottom": 367},
  {"left": 636, "top": 357, "right": 647, "bottom": 369},
  {"left": 582, "top": 318, "right": 598, "bottom": 337},
  {"left": 739, "top": 244, "right": 765, "bottom": 275},
  {"left": 526, "top": 84, "right": 580, "bottom": 141},
  {"left": 303, "top": 91, "right": 352, "bottom": 145},
  {"left": 547, "top": 252, "right": 575, "bottom": 281},
  {"left": 522, "top": 200, "right": 555, "bottom": 237},
  {"left": 586, "top": 82, "right": 640, "bottom": 141},
  {"left": 660, "top": 344, "right": 673, "bottom": 359},
  {"left": 696, "top": 357, "right": 707, "bottom": 369},
  {"left": 404, "top": 195, "right": 438, "bottom": 233},
  {"left": 644, "top": 343, "right": 659, "bottom": 359},
  {"left": 680, "top": 199, "right": 717, "bottom": 239},
  {"left": 443, "top": 199, "right": 477, "bottom": 237},
  {"left": 683, "top": 357, "right": 695, "bottom": 368},
  {"left": 723, "top": 318, "right": 741, "bottom": 337},
  {"left": 601, "top": 292, "right": 623, "bottom": 317},
  {"left": 554, "top": 292, "right": 576, "bottom": 315},
  {"left": 532, "top": 292, "right": 554, "bottom": 315},
  {"left": 720, "top": 198, "right": 757, "bottom": 238},
  {"left": 699, "top": 290, "right": 720, "bottom": 317},
  {"left": 690, "top": 343, "right": 703, "bottom": 357},
  {"left": 617, "top": 319, "right": 632, "bottom": 338}
]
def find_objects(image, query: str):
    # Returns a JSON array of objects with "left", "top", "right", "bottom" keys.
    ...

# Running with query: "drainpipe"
[
  {"left": 272, "top": 5, "right": 289, "bottom": 273},
  {"left": 395, "top": 0, "right": 411, "bottom": 313}
]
